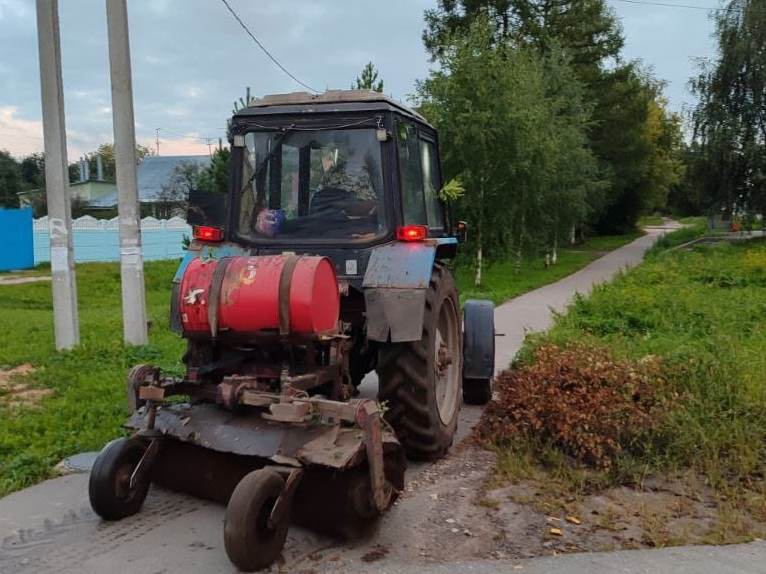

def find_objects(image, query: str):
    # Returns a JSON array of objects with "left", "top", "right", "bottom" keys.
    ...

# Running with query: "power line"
[
  {"left": 157, "top": 127, "right": 216, "bottom": 143},
  {"left": 611, "top": 0, "right": 733, "bottom": 11},
  {"left": 218, "top": 0, "right": 319, "bottom": 94}
]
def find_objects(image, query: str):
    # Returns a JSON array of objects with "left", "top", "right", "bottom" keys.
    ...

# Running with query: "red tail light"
[
  {"left": 193, "top": 225, "right": 224, "bottom": 242},
  {"left": 396, "top": 225, "right": 428, "bottom": 242}
]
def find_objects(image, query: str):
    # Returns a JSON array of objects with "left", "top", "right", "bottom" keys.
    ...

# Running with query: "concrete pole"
[
  {"left": 35, "top": 0, "right": 79, "bottom": 350},
  {"left": 106, "top": 0, "right": 148, "bottom": 345}
]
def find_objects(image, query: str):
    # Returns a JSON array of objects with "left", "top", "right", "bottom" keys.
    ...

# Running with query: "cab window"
[
  {"left": 397, "top": 122, "right": 428, "bottom": 225},
  {"left": 421, "top": 139, "right": 445, "bottom": 229}
]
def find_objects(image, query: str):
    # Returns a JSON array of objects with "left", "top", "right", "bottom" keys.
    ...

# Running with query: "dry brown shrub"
[{"left": 478, "top": 345, "right": 669, "bottom": 468}]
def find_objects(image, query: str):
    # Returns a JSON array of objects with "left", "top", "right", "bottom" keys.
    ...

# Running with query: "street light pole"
[
  {"left": 35, "top": 0, "right": 80, "bottom": 350},
  {"left": 106, "top": 0, "right": 148, "bottom": 345}
]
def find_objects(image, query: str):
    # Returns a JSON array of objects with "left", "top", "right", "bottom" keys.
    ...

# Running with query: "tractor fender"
[
  {"left": 463, "top": 299, "right": 495, "bottom": 380},
  {"left": 362, "top": 241, "right": 440, "bottom": 342}
]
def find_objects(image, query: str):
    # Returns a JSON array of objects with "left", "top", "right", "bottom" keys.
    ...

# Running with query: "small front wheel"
[
  {"left": 224, "top": 469, "right": 289, "bottom": 572},
  {"left": 89, "top": 437, "right": 151, "bottom": 520}
]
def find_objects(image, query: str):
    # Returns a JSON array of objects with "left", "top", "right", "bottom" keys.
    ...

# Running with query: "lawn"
[
  {"left": 456, "top": 230, "right": 644, "bottom": 304},
  {"left": 637, "top": 214, "right": 664, "bottom": 227},
  {"left": 0, "top": 260, "right": 184, "bottom": 496},
  {"left": 0, "top": 229, "right": 642, "bottom": 497},
  {"left": 485, "top": 230, "right": 766, "bottom": 524}
]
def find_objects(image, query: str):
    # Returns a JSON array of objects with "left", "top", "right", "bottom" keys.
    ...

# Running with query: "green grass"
[
  {"left": 638, "top": 214, "right": 664, "bottom": 227},
  {"left": 456, "top": 231, "right": 644, "bottom": 304},
  {"left": 521, "top": 234, "right": 766, "bottom": 489},
  {"left": 648, "top": 216, "right": 709, "bottom": 254},
  {"left": 677, "top": 216, "right": 707, "bottom": 227},
  {"left": 0, "top": 260, "right": 184, "bottom": 496},
  {"left": 0, "top": 229, "right": 642, "bottom": 496}
]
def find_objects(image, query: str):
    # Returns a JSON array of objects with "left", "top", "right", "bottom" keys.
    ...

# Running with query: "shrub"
[{"left": 478, "top": 344, "right": 671, "bottom": 468}]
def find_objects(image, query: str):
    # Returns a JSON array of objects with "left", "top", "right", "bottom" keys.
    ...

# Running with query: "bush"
[
  {"left": 525, "top": 241, "right": 766, "bottom": 487},
  {"left": 479, "top": 344, "right": 671, "bottom": 468},
  {"left": 648, "top": 217, "right": 707, "bottom": 253}
]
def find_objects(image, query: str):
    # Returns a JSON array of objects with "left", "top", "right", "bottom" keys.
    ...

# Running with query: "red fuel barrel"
[{"left": 178, "top": 255, "right": 339, "bottom": 336}]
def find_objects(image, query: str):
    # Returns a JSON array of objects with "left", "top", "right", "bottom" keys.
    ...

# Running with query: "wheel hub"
[{"left": 434, "top": 298, "right": 460, "bottom": 425}]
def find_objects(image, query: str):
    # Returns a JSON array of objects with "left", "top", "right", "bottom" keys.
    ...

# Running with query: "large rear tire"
[{"left": 377, "top": 265, "right": 462, "bottom": 461}]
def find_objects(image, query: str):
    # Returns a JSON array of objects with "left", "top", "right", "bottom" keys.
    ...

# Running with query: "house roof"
[{"left": 88, "top": 155, "right": 211, "bottom": 208}]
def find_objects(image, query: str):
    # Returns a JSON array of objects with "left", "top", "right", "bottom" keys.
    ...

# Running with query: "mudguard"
[
  {"left": 463, "top": 299, "right": 495, "bottom": 380},
  {"left": 362, "top": 241, "right": 437, "bottom": 342}
]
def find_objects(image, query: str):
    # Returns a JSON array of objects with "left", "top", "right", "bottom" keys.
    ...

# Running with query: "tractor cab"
[{"left": 189, "top": 90, "right": 457, "bottom": 281}]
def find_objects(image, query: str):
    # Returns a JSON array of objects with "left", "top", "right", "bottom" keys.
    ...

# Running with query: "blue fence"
[
  {"left": 0, "top": 208, "right": 34, "bottom": 271},
  {"left": 33, "top": 216, "right": 190, "bottom": 264}
]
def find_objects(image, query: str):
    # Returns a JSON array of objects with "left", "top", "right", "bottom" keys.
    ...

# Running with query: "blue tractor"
[{"left": 88, "top": 90, "right": 495, "bottom": 571}]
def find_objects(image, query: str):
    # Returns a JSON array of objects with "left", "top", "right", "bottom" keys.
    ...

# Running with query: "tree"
[
  {"left": 0, "top": 151, "right": 22, "bottom": 207},
  {"left": 19, "top": 153, "right": 45, "bottom": 190},
  {"left": 423, "top": 0, "right": 624, "bottom": 78},
  {"left": 353, "top": 62, "right": 384, "bottom": 92},
  {"left": 589, "top": 66, "right": 662, "bottom": 232},
  {"left": 417, "top": 17, "right": 601, "bottom": 283},
  {"left": 82, "top": 142, "right": 153, "bottom": 182},
  {"left": 422, "top": 1, "right": 683, "bottom": 234},
  {"left": 197, "top": 147, "right": 230, "bottom": 194},
  {"left": 643, "top": 98, "right": 685, "bottom": 213},
  {"left": 155, "top": 161, "right": 200, "bottom": 218},
  {"left": 690, "top": 0, "right": 766, "bottom": 220}
]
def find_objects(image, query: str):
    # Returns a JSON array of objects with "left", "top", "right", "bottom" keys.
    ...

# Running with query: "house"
[
  {"left": 19, "top": 155, "right": 211, "bottom": 218},
  {"left": 88, "top": 155, "right": 211, "bottom": 217},
  {"left": 17, "top": 156, "right": 117, "bottom": 212}
]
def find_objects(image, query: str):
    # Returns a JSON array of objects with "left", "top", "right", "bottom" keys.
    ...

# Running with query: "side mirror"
[
  {"left": 456, "top": 220, "right": 468, "bottom": 243},
  {"left": 188, "top": 189, "right": 227, "bottom": 229}
]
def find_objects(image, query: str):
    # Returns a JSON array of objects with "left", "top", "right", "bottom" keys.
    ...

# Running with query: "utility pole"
[
  {"left": 106, "top": 0, "right": 148, "bottom": 345},
  {"left": 155, "top": 127, "right": 160, "bottom": 156},
  {"left": 35, "top": 0, "right": 79, "bottom": 350}
]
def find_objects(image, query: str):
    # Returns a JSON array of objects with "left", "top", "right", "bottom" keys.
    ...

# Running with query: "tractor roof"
[{"left": 234, "top": 90, "right": 431, "bottom": 127}]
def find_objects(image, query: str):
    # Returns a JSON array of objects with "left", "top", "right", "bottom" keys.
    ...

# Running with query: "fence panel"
[
  {"left": 33, "top": 216, "right": 191, "bottom": 264},
  {"left": 0, "top": 208, "right": 34, "bottom": 271}
]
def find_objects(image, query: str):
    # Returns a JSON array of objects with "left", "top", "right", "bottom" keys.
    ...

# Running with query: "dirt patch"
[
  {"left": 0, "top": 364, "right": 51, "bottom": 408},
  {"left": 0, "top": 275, "right": 51, "bottom": 285},
  {"left": 360, "top": 544, "right": 390, "bottom": 563},
  {"left": 310, "top": 442, "right": 766, "bottom": 571}
]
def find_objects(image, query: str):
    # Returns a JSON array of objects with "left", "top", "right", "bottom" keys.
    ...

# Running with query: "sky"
[{"left": 0, "top": 0, "right": 722, "bottom": 160}]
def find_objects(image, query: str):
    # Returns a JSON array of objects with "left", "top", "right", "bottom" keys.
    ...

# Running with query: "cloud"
[
  {"left": 0, "top": 0, "right": 716, "bottom": 163},
  {"left": 0, "top": 0, "right": 31, "bottom": 21},
  {"left": 148, "top": 135, "right": 210, "bottom": 156},
  {"left": 0, "top": 106, "right": 101, "bottom": 160},
  {"left": 0, "top": 106, "right": 44, "bottom": 157}
]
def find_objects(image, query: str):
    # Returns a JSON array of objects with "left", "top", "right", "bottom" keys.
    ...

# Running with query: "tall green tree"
[
  {"left": 352, "top": 62, "right": 384, "bottom": 92},
  {"left": 197, "top": 147, "right": 230, "bottom": 194},
  {"left": 690, "top": 0, "right": 766, "bottom": 219},
  {"left": 423, "top": 0, "right": 623, "bottom": 77},
  {"left": 424, "top": 0, "right": 684, "bottom": 233},
  {"left": 19, "top": 153, "right": 45, "bottom": 190},
  {"left": 417, "top": 17, "right": 601, "bottom": 283},
  {"left": 0, "top": 151, "right": 22, "bottom": 207}
]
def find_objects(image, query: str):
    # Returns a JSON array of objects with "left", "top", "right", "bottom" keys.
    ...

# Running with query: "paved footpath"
[{"left": 3, "top": 223, "right": 763, "bottom": 574}]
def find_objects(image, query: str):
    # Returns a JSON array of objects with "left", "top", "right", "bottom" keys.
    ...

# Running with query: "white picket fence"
[
  {"left": 34, "top": 216, "right": 192, "bottom": 264},
  {"left": 33, "top": 215, "right": 190, "bottom": 232}
]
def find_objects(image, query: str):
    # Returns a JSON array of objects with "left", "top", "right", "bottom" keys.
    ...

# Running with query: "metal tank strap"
[
  {"left": 278, "top": 253, "right": 300, "bottom": 336},
  {"left": 207, "top": 257, "right": 233, "bottom": 338}
]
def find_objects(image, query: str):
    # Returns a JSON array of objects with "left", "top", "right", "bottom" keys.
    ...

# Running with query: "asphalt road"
[{"left": 6, "top": 224, "right": 761, "bottom": 574}]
